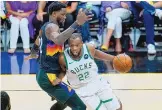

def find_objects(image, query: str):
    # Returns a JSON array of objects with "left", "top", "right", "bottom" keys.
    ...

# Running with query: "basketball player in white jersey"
[{"left": 59, "top": 33, "right": 122, "bottom": 110}]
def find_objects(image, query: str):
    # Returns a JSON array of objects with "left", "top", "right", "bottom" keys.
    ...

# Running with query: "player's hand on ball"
[
  {"left": 52, "top": 78, "right": 62, "bottom": 86},
  {"left": 76, "top": 8, "right": 93, "bottom": 25},
  {"left": 24, "top": 54, "right": 39, "bottom": 61}
]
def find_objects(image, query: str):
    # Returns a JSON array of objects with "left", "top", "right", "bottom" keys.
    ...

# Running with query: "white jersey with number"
[
  {"left": 64, "top": 44, "right": 121, "bottom": 110},
  {"left": 64, "top": 44, "right": 98, "bottom": 89}
]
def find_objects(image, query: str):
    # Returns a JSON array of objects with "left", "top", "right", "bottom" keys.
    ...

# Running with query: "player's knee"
[
  {"left": 66, "top": 93, "right": 87, "bottom": 110},
  {"left": 69, "top": 101, "right": 86, "bottom": 110},
  {"left": 70, "top": 101, "right": 86, "bottom": 110},
  {"left": 81, "top": 103, "right": 87, "bottom": 109},
  {"left": 77, "top": 103, "right": 86, "bottom": 110},
  {"left": 50, "top": 102, "right": 67, "bottom": 110}
]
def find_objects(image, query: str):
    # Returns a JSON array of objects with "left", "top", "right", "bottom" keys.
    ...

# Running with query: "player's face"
[
  {"left": 56, "top": 8, "right": 66, "bottom": 24},
  {"left": 69, "top": 38, "right": 83, "bottom": 57}
]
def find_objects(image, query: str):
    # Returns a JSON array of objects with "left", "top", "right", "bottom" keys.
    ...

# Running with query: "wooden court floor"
[{"left": 1, "top": 74, "right": 162, "bottom": 110}]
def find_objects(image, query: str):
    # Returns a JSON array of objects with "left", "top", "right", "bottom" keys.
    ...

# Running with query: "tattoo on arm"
[{"left": 45, "top": 22, "right": 80, "bottom": 45}]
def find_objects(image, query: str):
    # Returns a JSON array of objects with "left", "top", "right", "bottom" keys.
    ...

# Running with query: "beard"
[
  {"left": 70, "top": 49, "right": 82, "bottom": 58},
  {"left": 57, "top": 19, "right": 65, "bottom": 27}
]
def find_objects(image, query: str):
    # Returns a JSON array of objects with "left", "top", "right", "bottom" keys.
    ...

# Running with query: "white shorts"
[{"left": 74, "top": 76, "right": 120, "bottom": 110}]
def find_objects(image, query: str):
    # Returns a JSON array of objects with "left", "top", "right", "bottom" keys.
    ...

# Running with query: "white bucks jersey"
[{"left": 64, "top": 44, "right": 98, "bottom": 88}]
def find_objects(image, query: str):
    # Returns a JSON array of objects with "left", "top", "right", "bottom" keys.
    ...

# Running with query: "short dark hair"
[
  {"left": 68, "top": 33, "right": 83, "bottom": 44},
  {"left": 48, "top": 2, "right": 66, "bottom": 15},
  {"left": 1, "top": 91, "right": 11, "bottom": 110}
]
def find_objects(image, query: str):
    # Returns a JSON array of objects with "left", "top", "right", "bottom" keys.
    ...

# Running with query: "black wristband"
[
  {"left": 70, "top": 21, "right": 80, "bottom": 30},
  {"left": 31, "top": 44, "right": 39, "bottom": 54}
]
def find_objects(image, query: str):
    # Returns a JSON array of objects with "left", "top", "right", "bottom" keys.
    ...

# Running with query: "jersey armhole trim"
[
  {"left": 63, "top": 52, "right": 68, "bottom": 70},
  {"left": 85, "top": 45, "right": 93, "bottom": 59}
]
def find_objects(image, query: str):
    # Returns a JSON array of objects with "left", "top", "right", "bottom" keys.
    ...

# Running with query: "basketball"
[{"left": 113, "top": 53, "right": 132, "bottom": 73}]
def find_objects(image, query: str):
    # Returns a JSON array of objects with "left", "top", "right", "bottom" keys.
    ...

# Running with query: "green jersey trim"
[
  {"left": 63, "top": 51, "right": 68, "bottom": 70},
  {"left": 85, "top": 44, "right": 93, "bottom": 59}
]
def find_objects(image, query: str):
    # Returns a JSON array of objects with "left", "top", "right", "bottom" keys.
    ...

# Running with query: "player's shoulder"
[
  {"left": 85, "top": 43, "right": 96, "bottom": 57},
  {"left": 45, "top": 22, "right": 59, "bottom": 31},
  {"left": 86, "top": 43, "right": 96, "bottom": 51}
]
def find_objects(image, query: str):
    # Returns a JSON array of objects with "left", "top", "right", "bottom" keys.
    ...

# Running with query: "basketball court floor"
[
  {"left": 1, "top": 52, "right": 162, "bottom": 110},
  {"left": 1, "top": 74, "right": 162, "bottom": 110}
]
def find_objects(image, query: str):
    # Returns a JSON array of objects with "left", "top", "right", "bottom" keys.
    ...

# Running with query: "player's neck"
[{"left": 49, "top": 16, "right": 58, "bottom": 25}]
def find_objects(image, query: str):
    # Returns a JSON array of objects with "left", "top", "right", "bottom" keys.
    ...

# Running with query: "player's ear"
[
  {"left": 52, "top": 11, "right": 57, "bottom": 17},
  {"left": 81, "top": 41, "right": 83, "bottom": 45}
]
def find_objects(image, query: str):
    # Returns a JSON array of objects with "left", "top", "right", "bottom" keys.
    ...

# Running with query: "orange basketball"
[{"left": 113, "top": 53, "right": 132, "bottom": 73}]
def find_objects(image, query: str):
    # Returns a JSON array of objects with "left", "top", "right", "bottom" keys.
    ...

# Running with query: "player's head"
[
  {"left": 1, "top": 91, "right": 11, "bottom": 110},
  {"left": 69, "top": 33, "right": 83, "bottom": 57},
  {"left": 48, "top": 2, "right": 66, "bottom": 25}
]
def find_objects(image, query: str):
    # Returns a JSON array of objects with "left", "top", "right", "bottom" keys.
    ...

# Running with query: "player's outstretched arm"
[
  {"left": 87, "top": 43, "right": 115, "bottom": 61},
  {"left": 45, "top": 9, "right": 93, "bottom": 45},
  {"left": 94, "top": 49, "right": 115, "bottom": 61}
]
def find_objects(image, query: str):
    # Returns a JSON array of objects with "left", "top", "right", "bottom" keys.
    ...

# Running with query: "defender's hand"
[
  {"left": 24, "top": 54, "right": 38, "bottom": 61},
  {"left": 76, "top": 8, "right": 93, "bottom": 25},
  {"left": 52, "top": 78, "right": 62, "bottom": 86}
]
